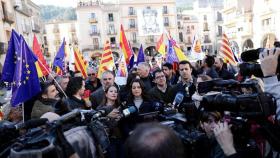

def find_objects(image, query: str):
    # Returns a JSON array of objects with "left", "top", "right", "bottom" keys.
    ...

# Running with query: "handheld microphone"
[
  {"left": 172, "top": 92, "right": 184, "bottom": 108},
  {"left": 122, "top": 106, "right": 138, "bottom": 118}
]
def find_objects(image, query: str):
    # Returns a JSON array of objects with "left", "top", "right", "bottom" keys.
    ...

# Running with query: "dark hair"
[
  {"left": 125, "top": 123, "right": 184, "bottom": 158},
  {"left": 152, "top": 69, "right": 164, "bottom": 80},
  {"left": 162, "top": 62, "right": 173, "bottom": 70},
  {"left": 204, "top": 55, "right": 215, "bottom": 67},
  {"left": 179, "top": 60, "right": 193, "bottom": 69},
  {"left": 200, "top": 111, "right": 221, "bottom": 123},
  {"left": 39, "top": 81, "right": 54, "bottom": 98},
  {"left": 100, "top": 85, "right": 120, "bottom": 108},
  {"left": 127, "top": 78, "right": 150, "bottom": 103},
  {"left": 66, "top": 77, "right": 84, "bottom": 96}
]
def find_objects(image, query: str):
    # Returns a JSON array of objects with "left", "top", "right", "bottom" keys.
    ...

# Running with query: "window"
[
  {"left": 204, "top": 35, "right": 210, "bottom": 43},
  {"left": 91, "top": 13, "right": 96, "bottom": 19},
  {"left": 109, "top": 24, "right": 115, "bottom": 33},
  {"left": 132, "top": 32, "right": 137, "bottom": 42},
  {"left": 129, "top": 7, "right": 134, "bottom": 15},
  {"left": 110, "top": 37, "right": 116, "bottom": 44},
  {"left": 163, "top": 6, "right": 168, "bottom": 14},
  {"left": 91, "top": 25, "right": 97, "bottom": 32},
  {"left": 203, "top": 22, "right": 209, "bottom": 31},
  {"left": 164, "top": 17, "right": 169, "bottom": 26},
  {"left": 218, "top": 25, "right": 222, "bottom": 36},
  {"left": 191, "top": 25, "right": 194, "bottom": 30},
  {"left": 187, "top": 36, "right": 191, "bottom": 44},
  {"left": 187, "top": 26, "right": 190, "bottom": 33},
  {"left": 179, "top": 32, "right": 183, "bottom": 42},
  {"left": 217, "top": 12, "right": 222, "bottom": 21},
  {"left": 108, "top": 13, "right": 114, "bottom": 21},
  {"left": 93, "top": 38, "right": 99, "bottom": 45},
  {"left": 129, "top": 19, "right": 135, "bottom": 28},
  {"left": 204, "top": 15, "right": 207, "bottom": 21}
]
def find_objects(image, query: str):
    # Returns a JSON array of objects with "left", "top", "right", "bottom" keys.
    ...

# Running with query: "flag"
[
  {"left": 116, "top": 55, "right": 128, "bottom": 77},
  {"left": 2, "top": 30, "right": 41, "bottom": 106},
  {"left": 136, "top": 44, "right": 145, "bottom": 65},
  {"left": 166, "top": 33, "right": 188, "bottom": 61},
  {"left": 192, "top": 34, "right": 202, "bottom": 53},
  {"left": 53, "top": 38, "right": 65, "bottom": 72},
  {"left": 166, "top": 39, "right": 179, "bottom": 63},
  {"left": 33, "top": 35, "right": 49, "bottom": 77},
  {"left": 74, "top": 47, "right": 88, "bottom": 78},
  {"left": 156, "top": 33, "right": 166, "bottom": 56},
  {"left": 127, "top": 54, "right": 135, "bottom": 72},
  {"left": 219, "top": 34, "right": 237, "bottom": 66},
  {"left": 97, "top": 41, "right": 115, "bottom": 79},
  {"left": 119, "top": 24, "right": 133, "bottom": 64}
]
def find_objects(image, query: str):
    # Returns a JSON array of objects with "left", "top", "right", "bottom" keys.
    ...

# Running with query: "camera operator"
[
  {"left": 125, "top": 122, "right": 184, "bottom": 158},
  {"left": 259, "top": 48, "right": 280, "bottom": 122}
]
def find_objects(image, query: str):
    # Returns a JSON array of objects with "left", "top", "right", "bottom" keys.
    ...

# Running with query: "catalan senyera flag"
[
  {"left": 33, "top": 35, "right": 49, "bottom": 77},
  {"left": 97, "top": 41, "right": 115, "bottom": 79},
  {"left": 74, "top": 47, "right": 88, "bottom": 78},
  {"left": 119, "top": 24, "right": 133, "bottom": 64},
  {"left": 219, "top": 34, "right": 237, "bottom": 66},
  {"left": 156, "top": 33, "right": 166, "bottom": 56}
]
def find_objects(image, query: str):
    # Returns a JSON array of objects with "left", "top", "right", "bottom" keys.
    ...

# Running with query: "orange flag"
[
  {"left": 119, "top": 24, "right": 133, "bottom": 64},
  {"left": 33, "top": 35, "right": 49, "bottom": 77}
]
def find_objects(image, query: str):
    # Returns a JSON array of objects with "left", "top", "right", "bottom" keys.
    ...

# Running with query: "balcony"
[
  {"left": 204, "top": 40, "right": 212, "bottom": 43},
  {"left": 2, "top": 11, "right": 15, "bottom": 24},
  {"left": 89, "top": 31, "right": 100, "bottom": 36},
  {"left": 129, "top": 24, "right": 136, "bottom": 29},
  {"left": 70, "top": 27, "right": 76, "bottom": 32},
  {"left": 53, "top": 28, "right": 60, "bottom": 34},
  {"left": 89, "top": 18, "right": 98, "bottom": 23},
  {"left": 163, "top": 9, "right": 168, "bottom": 14},
  {"left": 53, "top": 40, "right": 61, "bottom": 45},
  {"left": 82, "top": 45, "right": 100, "bottom": 52},
  {"left": 107, "top": 30, "right": 117, "bottom": 35},
  {"left": 164, "top": 22, "right": 169, "bottom": 27},
  {"left": 128, "top": 10, "right": 136, "bottom": 16},
  {"left": 14, "top": 4, "right": 31, "bottom": 17},
  {"left": 132, "top": 39, "right": 138, "bottom": 44},
  {"left": 32, "top": 24, "right": 40, "bottom": 33}
]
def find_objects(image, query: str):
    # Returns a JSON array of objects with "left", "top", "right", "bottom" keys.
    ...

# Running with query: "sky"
[{"left": 31, "top": 0, "right": 77, "bottom": 7}]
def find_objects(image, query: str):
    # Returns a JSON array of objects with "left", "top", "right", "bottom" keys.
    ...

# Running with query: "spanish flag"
[
  {"left": 32, "top": 35, "right": 49, "bottom": 77},
  {"left": 156, "top": 33, "right": 166, "bottom": 56},
  {"left": 74, "top": 47, "right": 88, "bottom": 78},
  {"left": 97, "top": 41, "right": 115, "bottom": 79},
  {"left": 167, "top": 34, "right": 188, "bottom": 61},
  {"left": 119, "top": 24, "right": 133, "bottom": 64}
]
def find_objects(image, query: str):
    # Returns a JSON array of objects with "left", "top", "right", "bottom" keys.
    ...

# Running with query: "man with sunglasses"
[{"left": 85, "top": 67, "right": 101, "bottom": 93}]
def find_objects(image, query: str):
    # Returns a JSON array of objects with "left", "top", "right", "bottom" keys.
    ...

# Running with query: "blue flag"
[
  {"left": 136, "top": 44, "right": 145, "bottom": 65},
  {"left": 2, "top": 30, "right": 41, "bottom": 106},
  {"left": 167, "top": 39, "right": 179, "bottom": 63},
  {"left": 53, "top": 38, "right": 65, "bottom": 71},
  {"left": 127, "top": 54, "right": 134, "bottom": 72}
]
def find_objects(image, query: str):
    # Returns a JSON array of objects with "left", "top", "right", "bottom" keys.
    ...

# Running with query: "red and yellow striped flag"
[
  {"left": 74, "top": 47, "right": 88, "bottom": 78},
  {"left": 156, "top": 33, "right": 166, "bottom": 56},
  {"left": 97, "top": 41, "right": 115, "bottom": 79},
  {"left": 119, "top": 24, "right": 133, "bottom": 64},
  {"left": 33, "top": 35, "right": 49, "bottom": 77},
  {"left": 219, "top": 34, "right": 237, "bottom": 66}
]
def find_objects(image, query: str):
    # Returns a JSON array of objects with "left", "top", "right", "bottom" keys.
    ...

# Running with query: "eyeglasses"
[
  {"left": 155, "top": 75, "right": 165, "bottom": 79},
  {"left": 88, "top": 73, "right": 96, "bottom": 76}
]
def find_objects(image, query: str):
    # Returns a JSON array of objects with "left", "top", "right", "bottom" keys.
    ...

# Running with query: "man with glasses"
[
  {"left": 149, "top": 69, "right": 173, "bottom": 105},
  {"left": 85, "top": 67, "right": 101, "bottom": 93},
  {"left": 90, "top": 70, "right": 116, "bottom": 109}
]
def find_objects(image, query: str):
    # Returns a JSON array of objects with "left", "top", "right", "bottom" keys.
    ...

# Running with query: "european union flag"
[
  {"left": 2, "top": 30, "right": 41, "bottom": 106},
  {"left": 53, "top": 38, "right": 65, "bottom": 72},
  {"left": 167, "top": 39, "right": 179, "bottom": 63},
  {"left": 136, "top": 44, "right": 145, "bottom": 65}
]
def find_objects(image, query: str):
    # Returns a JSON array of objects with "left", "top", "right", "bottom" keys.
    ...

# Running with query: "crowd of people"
[{"left": 0, "top": 45, "right": 280, "bottom": 158}]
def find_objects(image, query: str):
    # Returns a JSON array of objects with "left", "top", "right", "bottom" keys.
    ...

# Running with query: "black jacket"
[
  {"left": 85, "top": 79, "right": 102, "bottom": 93},
  {"left": 217, "top": 68, "right": 235, "bottom": 80},
  {"left": 148, "top": 84, "right": 174, "bottom": 104}
]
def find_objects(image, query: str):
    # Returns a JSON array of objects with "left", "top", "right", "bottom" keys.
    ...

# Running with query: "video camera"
[{"left": 240, "top": 44, "right": 280, "bottom": 77}]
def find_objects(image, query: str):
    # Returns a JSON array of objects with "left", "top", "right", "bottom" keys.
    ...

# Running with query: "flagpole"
[
  {"left": 22, "top": 103, "right": 25, "bottom": 123},
  {"left": 36, "top": 59, "right": 68, "bottom": 98}
]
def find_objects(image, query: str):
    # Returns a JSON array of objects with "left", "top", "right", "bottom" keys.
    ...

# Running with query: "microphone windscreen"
[{"left": 174, "top": 92, "right": 184, "bottom": 104}]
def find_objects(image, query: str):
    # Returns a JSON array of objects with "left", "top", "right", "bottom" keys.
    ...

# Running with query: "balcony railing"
[
  {"left": 89, "top": 31, "right": 100, "bottom": 36},
  {"left": 107, "top": 30, "right": 117, "bottom": 35},
  {"left": 89, "top": 18, "right": 98, "bottom": 23},
  {"left": 204, "top": 40, "right": 212, "bottom": 43},
  {"left": 132, "top": 39, "right": 138, "bottom": 44},
  {"left": 23, "top": 25, "right": 31, "bottom": 34},
  {"left": 53, "top": 28, "right": 60, "bottom": 33},
  {"left": 163, "top": 9, "right": 168, "bottom": 14},
  {"left": 32, "top": 24, "right": 40, "bottom": 33},
  {"left": 82, "top": 45, "right": 100, "bottom": 52},
  {"left": 14, "top": 4, "right": 31, "bottom": 17},
  {"left": 164, "top": 23, "right": 169, "bottom": 27},
  {"left": 3, "top": 11, "right": 15, "bottom": 24},
  {"left": 129, "top": 24, "right": 136, "bottom": 29},
  {"left": 54, "top": 40, "right": 61, "bottom": 45},
  {"left": 128, "top": 10, "right": 136, "bottom": 16}
]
